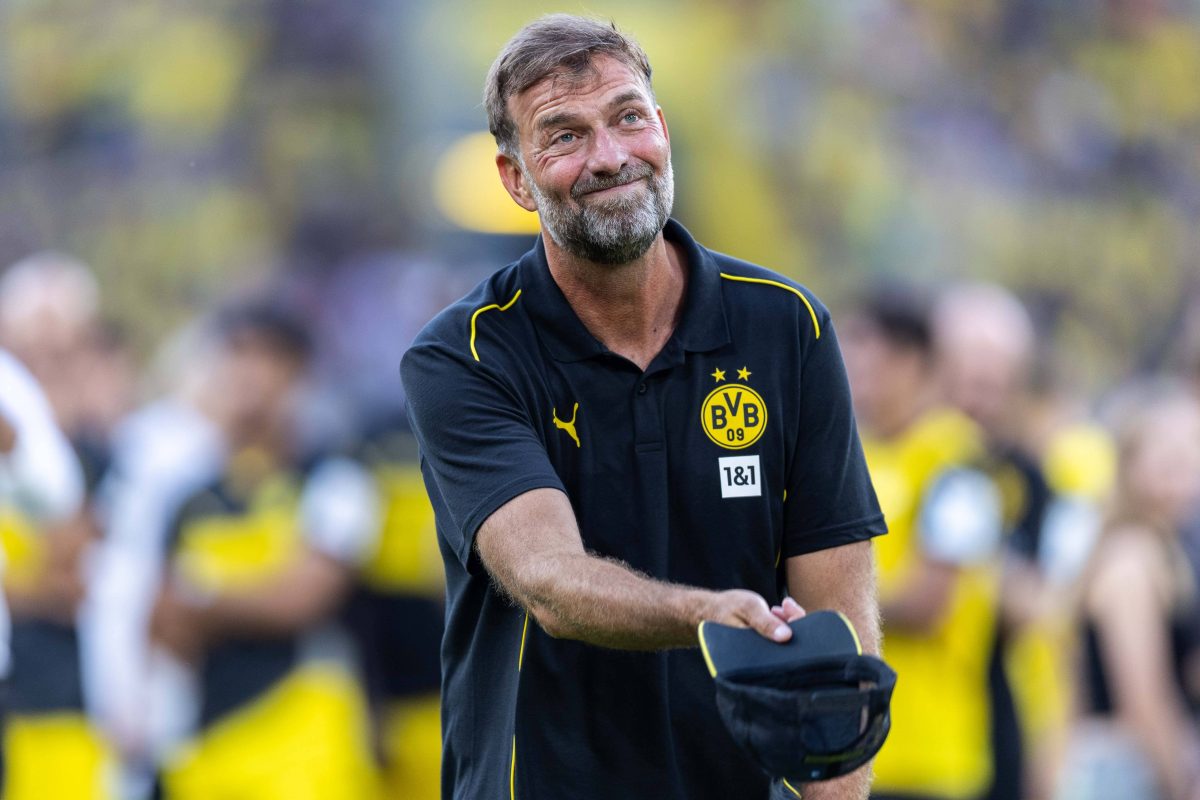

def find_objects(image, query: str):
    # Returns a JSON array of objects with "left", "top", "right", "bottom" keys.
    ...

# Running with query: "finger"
[
  {"left": 745, "top": 599, "right": 792, "bottom": 642},
  {"left": 780, "top": 597, "right": 807, "bottom": 622}
]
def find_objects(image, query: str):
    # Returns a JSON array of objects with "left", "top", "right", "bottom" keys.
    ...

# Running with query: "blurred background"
[{"left": 1, "top": 0, "right": 1199, "bottom": 799}]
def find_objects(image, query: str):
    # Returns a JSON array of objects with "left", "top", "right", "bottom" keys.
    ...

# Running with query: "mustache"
[{"left": 571, "top": 162, "right": 655, "bottom": 200}]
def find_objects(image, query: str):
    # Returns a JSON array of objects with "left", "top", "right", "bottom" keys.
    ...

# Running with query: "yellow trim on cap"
[
  {"left": 782, "top": 777, "right": 803, "bottom": 797},
  {"left": 470, "top": 289, "right": 522, "bottom": 362},
  {"left": 697, "top": 621, "right": 719, "bottom": 677},
  {"left": 719, "top": 273, "right": 821, "bottom": 339},
  {"left": 835, "top": 611, "right": 863, "bottom": 655}
]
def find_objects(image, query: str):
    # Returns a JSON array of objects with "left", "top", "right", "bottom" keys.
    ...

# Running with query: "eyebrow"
[{"left": 534, "top": 91, "right": 652, "bottom": 133}]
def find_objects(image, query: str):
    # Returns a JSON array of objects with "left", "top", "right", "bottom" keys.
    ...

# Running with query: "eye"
[
  {"left": 622, "top": 112, "right": 640, "bottom": 123},
  {"left": 556, "top": 132, "right": 576, "bottom": 144}
]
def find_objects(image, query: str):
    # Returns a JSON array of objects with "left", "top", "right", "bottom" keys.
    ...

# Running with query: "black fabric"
[
  {"left": 987, "top": 446, "right": 1052, "bottom": 561},
  {"left": 345, "top": 589, "right": 443, "bottom": 699},
  {"left": 704, "top": 613, "right": 895, "bottom": 784},
  {"left": 402, "top": 221, "right": 886, "bottom": 800},
  {"left": 6, "top": 620, "right": 85, "bottom": 714},
  {"left": 982, "top": 637, "right": 1022, "bottom": 800},
  {"left": 1084, "top": 613, "right": 1198, "bottom": 717}
]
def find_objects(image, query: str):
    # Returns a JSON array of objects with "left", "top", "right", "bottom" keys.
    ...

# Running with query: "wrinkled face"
[{"left": 500, "top": 55, "right": 674, "bottom": 265}]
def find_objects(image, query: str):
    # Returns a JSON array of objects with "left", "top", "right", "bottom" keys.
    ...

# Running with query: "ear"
[
  {"left": 496, "top": 151, "right": 538, "bottom": 213},
  {"left": 656, "top": 106, "right": 670, "bottom": 148}
]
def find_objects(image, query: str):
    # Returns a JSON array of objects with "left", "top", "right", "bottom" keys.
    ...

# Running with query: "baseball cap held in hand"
[{"left": 698, "top": 610, "right": 896, "bottom": 786}]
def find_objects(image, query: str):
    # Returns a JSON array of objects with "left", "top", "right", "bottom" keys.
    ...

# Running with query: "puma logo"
[{"left": 553, "top": 403, "right": 581, "bottom": 449}]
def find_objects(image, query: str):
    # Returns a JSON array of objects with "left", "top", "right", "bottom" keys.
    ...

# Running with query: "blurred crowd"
[{"left": 2, "top": 0, "right": 1200, "bottom": 799}]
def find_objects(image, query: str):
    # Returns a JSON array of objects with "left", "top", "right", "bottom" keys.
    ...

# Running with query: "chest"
[{"left": 515, "top": 352, "right": 798, "bottom": 586}]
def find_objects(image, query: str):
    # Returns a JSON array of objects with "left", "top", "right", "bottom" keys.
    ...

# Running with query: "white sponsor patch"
[{"left": 719, "top": 455, "right": 762, "bottom": 498}]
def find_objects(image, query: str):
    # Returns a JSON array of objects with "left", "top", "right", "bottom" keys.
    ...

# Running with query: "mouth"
[{"left": 576, "top": 177, "right": 646, "bottom": 200}]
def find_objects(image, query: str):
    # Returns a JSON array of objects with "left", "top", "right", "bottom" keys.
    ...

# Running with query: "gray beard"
[{"left": 527, "top": 159, "right": 674, "bottom": 265}]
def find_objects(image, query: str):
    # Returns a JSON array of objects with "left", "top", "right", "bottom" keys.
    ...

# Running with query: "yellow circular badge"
[{"left": 700, "top": 384, "right": 768, "bottom": 450}]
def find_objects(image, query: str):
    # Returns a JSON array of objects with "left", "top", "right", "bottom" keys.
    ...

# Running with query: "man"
[
  {"left": 933, "top": 283, "right": 1058, "bottom": 800},
  {"left": 0, "top": 346, "right": 85, "bottom": 794},
  {"left": 401, "top": 15, "right": 885, "bottom": 800},
  {"left": 0, "top": 251, "right": 131, "bottom": 800},
  {"left": 839, "top": 287, "right": 1002, "bottom": 800},
  {"left": 139, "top": 304, "right": 382, "bottom": 800}
]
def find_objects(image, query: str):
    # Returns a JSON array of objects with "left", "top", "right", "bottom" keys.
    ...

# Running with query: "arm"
[
  {"left": 785, "top": 540, "right": 880, "bottom": 800},
  {"left": 883, "top": 466, "right": 1002, "bottom": 634},
  {"left": 879, "top": 557, "right": 956, "bottom": 633},
  {"left": 476, "top": 487, "right": 795, "bottom": 650},
  {"left": 152, "top": 455, "right": 379, "bottom": 657},
  {"left": 1088, "top": 531, "right": 1200, "bottom": 800},
  {"left": 151, "top": 548, "right": 354, "bottom": 659},
  {"left": 0, "top": 352, "right": 83, "bottom": 521}
]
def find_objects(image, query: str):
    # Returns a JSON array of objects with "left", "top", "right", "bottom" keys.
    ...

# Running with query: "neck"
[{"left": 544, "top": 230, "right": 686, "bottom": 370}]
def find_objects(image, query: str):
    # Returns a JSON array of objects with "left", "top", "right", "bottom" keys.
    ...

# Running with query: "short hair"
[
  {"left": 213, "top": 301, "right": 314, "bottom": 365},
  {"left": 851, "top": 283, "right": 933, "bottom": 353},
  {"left": 484, "top": 14, "right": 653, "bottom": 157}
]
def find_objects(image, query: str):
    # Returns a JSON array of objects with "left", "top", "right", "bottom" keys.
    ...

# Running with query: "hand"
[
  {"left": 702, "top": 589, "right": 805, "bottom": 643},
  {"left": 770, "top": 596, "right": 807, "bottom": 624},
  {"left": 149, "top": 585, "right": 207, "bottom": 663}
]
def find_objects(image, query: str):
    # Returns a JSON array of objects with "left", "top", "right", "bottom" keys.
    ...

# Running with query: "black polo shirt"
[{"left": 401, "top": 219, "right": 885, "bottom": 800}]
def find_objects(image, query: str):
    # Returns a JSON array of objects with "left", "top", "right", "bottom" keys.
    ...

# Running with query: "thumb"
[{"left": 747, "top": 598, "right": 792, "bottom": 642}]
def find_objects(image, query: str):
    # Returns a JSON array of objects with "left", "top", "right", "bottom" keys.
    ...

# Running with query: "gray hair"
[{"left": 484, "top": 14, "right": 653, "bottom": 158}]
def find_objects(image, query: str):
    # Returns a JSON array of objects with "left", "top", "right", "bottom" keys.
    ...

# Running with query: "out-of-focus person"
[
  {"left": 142, "top": 303, "right": 382, "bottom": 800},
  {"left": 0, "top": 345, "right": 85, "bottom": 795},
  {"left": 0, "top": 252, "right": 125, "bottom": 800},
  {"left": 840, "top": 285, "right": 1004, "bottom": 800},
  {"left": 348, "top": 423, "right": 443, "bottom": 800},
  {"left": 1057, "top": 386, "right": 1200, "bottom": 800},
  {"left": 933, "top": 283, "right": 1064, "bottom": 800},
  {"left": 80, "top": 325, "right": 229, "bottom": 799}
]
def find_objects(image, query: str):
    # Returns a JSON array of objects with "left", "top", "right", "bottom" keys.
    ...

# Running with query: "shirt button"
[{"left": 637, "top": 382, "right": 647, "bottom": 395}]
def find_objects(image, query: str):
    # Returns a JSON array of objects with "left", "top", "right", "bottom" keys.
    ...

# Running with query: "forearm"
[
  {"left": 505, "top": 549, "right": 714, "bottom": 650},
  {"left": 878, "top": 558, "right": 954, "bottom": 635},
  {"left": 194, "top": 552, "right": 351, "bottom": 640},
  {"left": 788, "top": 541, "right": 881, "bottom": 800},
  {"left": 799, "top": 765, "right": 872, "bottom": 800}
]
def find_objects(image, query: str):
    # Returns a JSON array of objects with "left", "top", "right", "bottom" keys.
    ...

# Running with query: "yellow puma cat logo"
[{"left": 552, "top": 403, "right": 581, "bottom": 449}]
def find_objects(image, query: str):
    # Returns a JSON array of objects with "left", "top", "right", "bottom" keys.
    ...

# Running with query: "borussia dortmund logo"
[{"left": 701, "top": 366, "right": 766, "bottom": 450}]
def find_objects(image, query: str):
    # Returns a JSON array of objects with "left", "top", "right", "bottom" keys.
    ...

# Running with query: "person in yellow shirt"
[
  {"left": 841, "top": 286, "right": 1003, "bottom": 800},
  {"left": 145, "top": 303, "right": 382, "bottom": 800}
]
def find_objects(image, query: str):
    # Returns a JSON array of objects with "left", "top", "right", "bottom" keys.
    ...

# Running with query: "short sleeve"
[
  {"left": 782, "top": 316, "right": 886, "bottom": 558},
  {"left": 300, "top": 457, "right": 380, "bottom": 566},
  {"left": 401, "top": 343, "right": 564, "bottom": 564},
  {"left": 918, "top": 468, "right": 1002, "bottom": 565}
]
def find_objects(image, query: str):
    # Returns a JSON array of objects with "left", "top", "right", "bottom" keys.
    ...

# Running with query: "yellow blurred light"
[{"left": 433, "top": 132, "right": 541, "bottom": 235}]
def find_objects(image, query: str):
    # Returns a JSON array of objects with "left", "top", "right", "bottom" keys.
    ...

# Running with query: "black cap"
[{"left": 698, "top": 610, "right": 896, "bottom": 788}]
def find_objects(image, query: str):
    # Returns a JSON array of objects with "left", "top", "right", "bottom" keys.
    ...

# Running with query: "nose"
[{"left": 585, "top": 125, "right": 627, "bottom": 175}]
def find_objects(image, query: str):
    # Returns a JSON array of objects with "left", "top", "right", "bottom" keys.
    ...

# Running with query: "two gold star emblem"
[{"left": 711, "top": 366, "right": 752, "bottom": 383}]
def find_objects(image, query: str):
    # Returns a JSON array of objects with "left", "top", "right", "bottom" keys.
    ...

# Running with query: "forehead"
[{"left": 509, "top": 55, "right": 652, "bottom": 133}]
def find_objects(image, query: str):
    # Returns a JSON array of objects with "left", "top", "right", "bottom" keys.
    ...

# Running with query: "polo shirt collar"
[{"left": 519, "top": 218, "right": 731, "bottom": 364}]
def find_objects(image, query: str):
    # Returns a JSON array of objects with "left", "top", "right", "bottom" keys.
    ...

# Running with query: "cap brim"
[{"left": 698, "top": 610, "right": 862, "bottom": 678}]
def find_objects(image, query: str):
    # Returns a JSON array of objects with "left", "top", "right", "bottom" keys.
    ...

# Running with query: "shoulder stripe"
[
  {"left": 470, "top": 289, "right": 522, "bottom": 362},
  {"left": 719, "top": 273, "right": 821, "bottom": 339}
]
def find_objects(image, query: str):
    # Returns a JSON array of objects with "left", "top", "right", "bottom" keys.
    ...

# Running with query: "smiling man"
[{"left": 401, "top": 15, "right": 886, "bottom": 800}]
